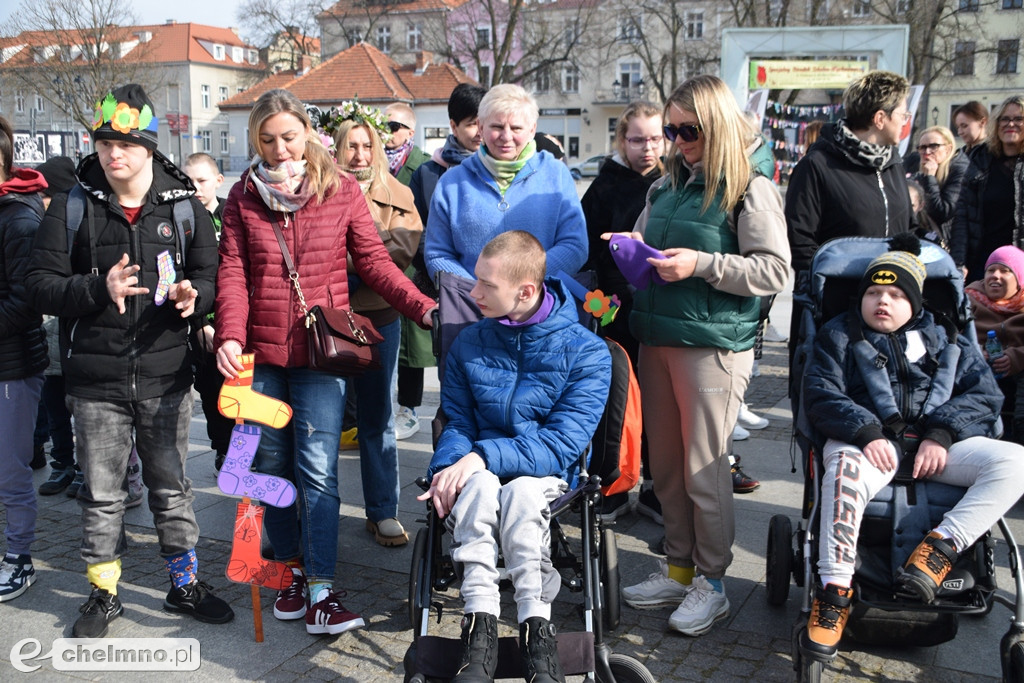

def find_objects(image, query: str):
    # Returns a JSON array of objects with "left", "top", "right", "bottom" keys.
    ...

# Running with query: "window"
[
  {"left": 852, "top": 0, "right": 871, "bottom": 16},
  {"left": 954, "top": 41, "right": 975, "bottom": 75},
  {"left": 479, "top": 64, "right": 491, "bottom": 86},
  {"left": 535, "top": 67, "right": 551, "bottom": 93},
  {"left": 407, "top": 23, "right": 422, "bottom": 51},
  {"left": 220, "top": 130, "right": 229, "bottom": 154},
  {"left": 618, "top": 16, "right": 641, "bottom": 43},
  {"left": 213, "top": 44, "right": 225, "bottom": 60},
  {"left": 686, "top": 57, "right": 703, "bottom": 78},
  {"left": 563, "top": 19, "right": 580, "bottom": 47},
  {"left": 563, "top": 66, "right": 579, "bottom": 93},
  {"left": 247, "top": 49, "right": 258, "bottom": 64},
  {"left": 201, "top": 85, "right": 211, "bottom": 109},
  {"left": 685, "top": 11, "right": 704, "bottom": 39},
  {"left": 218, "top": 86, "right": 228, "bottom": 102},
  {"left": 346, "top": 28, "right": 363, "bottom": 47},
  {"left": 997, "top": 39, "right": 1020, "bottom": 73},
  {"left": 476, "top": 27, "right": 491, "bottom": 49},
  {"left": 201, "top": 130, "right": 211, "bottom": 153},
  {"left": 15, "top": 91, "right": 24, "bottom": 113},
  {"left": 619, "top": 61, "right": 641, "bottom": 90},
  {"left": 34, "top": 94, "right": 45, "bottom": 112},
  {"left": 1003, "top": 0, "right": 1022, "bottom": 8},
  {"left": 896, "top": 0, "right": 911, "bottom": 12},
  {"left": 232, "top": 46, "right": 243, "bottom": 63},
  {"left": 377, "top": 25, "right": 390, "bottom": 53},
  {"left": 959, "top": 0, "right": 979, "bottom": 9}
]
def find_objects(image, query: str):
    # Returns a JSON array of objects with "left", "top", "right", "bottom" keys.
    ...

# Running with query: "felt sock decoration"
[
  {"left": 218, "top": 354, "right": 292, "bottom": 428},
  {"left": 154, "top": 250, "right": 175, "bottom": 306},
  {"left": 87, "top": 559, "right": 122, "bottom": 595},
  {"left": 165, "top": 549, "right": 198, "bottom": 589},
  {"left": 225, "top": 501, "right": 294, "bottom": 590},
  {"left": 668, "top": 564, "right": 695, "bottom": 585},
  {"left": 217, "top": 424, "right": 297, "bottom": 507}
]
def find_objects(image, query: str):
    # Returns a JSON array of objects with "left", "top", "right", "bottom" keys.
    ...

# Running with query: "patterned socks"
[
  {"left": 164, "top": 549, "right": 198, "bottom": 589},
  {"left": 218, "top": 354, "right": 292, "bottom": 428},
  {"left": 225, "top": 501, "right": 293, "bottom": 590},
  {"left": 87, "top": 558, "right": 122, "bottom": 595}
]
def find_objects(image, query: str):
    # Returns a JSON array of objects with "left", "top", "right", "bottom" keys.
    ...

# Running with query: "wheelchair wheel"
[
  {"left": 798, "top": 655, "right": 823, "bottom": 683},
  {"left": 598, "top": 653, "right": 656, "bottom": 683},
  {"left": 766, "top": 514, "right": 793, "bottom": 606},
  {"left": 1009, "top": 642, "right": 1024, "bottom": 683},
  {"left": 408, "top": 528, "right": 429, "bottom": 634},
  {"left": 601, "top": 527, "right": 621, "bottom": 631}
]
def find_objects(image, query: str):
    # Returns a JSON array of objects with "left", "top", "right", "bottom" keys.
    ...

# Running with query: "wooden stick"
[{"left": 241, "top": 491, "right": 264, "bottom": 643}]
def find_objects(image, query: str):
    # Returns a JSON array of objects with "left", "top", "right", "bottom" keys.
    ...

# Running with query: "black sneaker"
[
  {"left": 520, "top": 616, "right": 564, "bottom": 683},
  {"left": 0, "top": 554, "right": 35, "bottom": 602},
  {"left": 636, "top": 486, "right": 663, "bottom": 525},
  {"left": 31, "top": 444, "right": 47, "bottom": 470},
  {"left": 164, "top": 580, "right": 234, "bottom": 624},
  {"left": 214, "top": 451, "right": 225, "bottom": 472},
  {"left": 731, "top": 462, "right": 760, "bottom": 494},
  {"left": 453, "top": 612, "right": 498, "bottom": 681},
  {"left": 73, "top": 587, "right": 123, "bottom": 638},
  {"left": 39, "top": 466, "right": 76, "bottom": 496},
  {"left": 596, "top": 491, "right": 632, "bottom": 523},
  {"left": 66, "top": 469, "right": 85, "bottom": 498}
]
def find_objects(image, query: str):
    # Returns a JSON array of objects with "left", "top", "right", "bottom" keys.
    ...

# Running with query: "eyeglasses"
[
  {"left": 917, "top": 143, "right": 945, "bottom": 153},
  {"left": 387, "top": 121, "right": 411, "bottom": 133},
  {"left": 998, "top": 116, "right": 1024, "bottom": 126},
  {"left": 663, "top": 122, "right": 702, "bottom": 143},
  {"left": 625, "top": 135, "right": 664, "bottom": 149},
  {"left": 890, "top": 109, "right": 912, "bottom": 122}
]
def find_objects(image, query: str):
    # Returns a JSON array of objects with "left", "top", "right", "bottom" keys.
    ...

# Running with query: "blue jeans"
[
  {"left": 351, "top": 317, "right": 401, "bottom": 522},
  {"left": 252, "top": 366, "right": 347, "bottom": 584},
  {"left": 0, "top": 374, "right": 44, "bottom": 555}
]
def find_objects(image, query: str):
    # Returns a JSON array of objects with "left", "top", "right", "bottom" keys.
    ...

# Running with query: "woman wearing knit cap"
[
  {"left": 800, "top": 235, "right": 1024, "bottom": 662},
  {"left": 967, "top": 245, "right": 1024, "bottom": 441}
]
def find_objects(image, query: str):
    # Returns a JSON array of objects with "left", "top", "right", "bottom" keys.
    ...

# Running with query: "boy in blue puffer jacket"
[
  {"left": 800, "top": 235, "right": 1024, "bottom": 664},
  {"left": 419, "top": 231, "right": 611, "bottom": 683}
]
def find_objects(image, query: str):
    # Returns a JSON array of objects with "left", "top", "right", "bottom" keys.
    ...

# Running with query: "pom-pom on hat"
[
  {"left": 985, "top": 245, "right": 1024, "bottom": 289},
  {"left": 91, "top": 84, "right": 159, "bottom": 151},
  {"left": 858, "top": 233, "right": 927, "bottom": 317}
]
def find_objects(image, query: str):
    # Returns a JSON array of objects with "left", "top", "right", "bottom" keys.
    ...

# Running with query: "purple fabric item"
[
  {"left": 608, "top": 234, "right": 667, "bottom": 289},
  {"left": 986, "top": 245, "right": 1024, "bottom": 289},
  {"left": 500, "top": 285, "right": 555, "bottom": 327}
]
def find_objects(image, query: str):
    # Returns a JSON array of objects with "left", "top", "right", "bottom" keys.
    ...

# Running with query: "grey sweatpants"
[
  {"left": 819, "top": 436, "right": 1024, "bottom": 583},
  {"left": 448, "top": 470, "right": 566, "bottom": 623},
  {"left": 0, "top": 374, "right": 44, "bottom": 555}
]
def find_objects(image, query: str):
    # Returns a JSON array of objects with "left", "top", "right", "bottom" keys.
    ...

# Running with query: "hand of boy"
[
  {"left": 913, "top": 439, "right": 948, "bottom": 478},
  {"left": 863, "top": 438, "right": 898, "bottom": 472},
  {"left": 417, "top": 452, "right": 486, "bottom": 518}
]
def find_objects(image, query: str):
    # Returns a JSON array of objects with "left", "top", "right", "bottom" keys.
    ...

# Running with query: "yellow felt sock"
[
  {"left": 87, "top": 559, "right": 122, "bottom": 595},
  {"left": 668, "top": 564, "right": 695, "bottom": 586}
]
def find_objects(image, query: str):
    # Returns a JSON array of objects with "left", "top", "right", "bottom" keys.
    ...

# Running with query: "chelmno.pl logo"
[{"left": 10, "top": 637, "right": 200, "bottom": 672}]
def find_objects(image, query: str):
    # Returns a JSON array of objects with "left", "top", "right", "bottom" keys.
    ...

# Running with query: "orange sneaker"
[
  {"left": 800, "top": 583, "right": 853, "bottom": 661},
  {"left": 897, "top": 531, "right": 957, "bottom": 603}
]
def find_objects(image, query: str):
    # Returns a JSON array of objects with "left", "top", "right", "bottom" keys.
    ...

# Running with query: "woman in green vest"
[{"left": 614, "top": 74, "right": 790, "bottom": 636}]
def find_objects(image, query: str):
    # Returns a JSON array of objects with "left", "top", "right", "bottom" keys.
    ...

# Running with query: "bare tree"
[
  {"left": 317, "top": 0, "right": 400, "bottom": 57},
  {"left": 3, "top": 0, "right": 163, "bottom": 130},
  {"left": 237, "top": 0, "right": 321, "bottom": 70}
]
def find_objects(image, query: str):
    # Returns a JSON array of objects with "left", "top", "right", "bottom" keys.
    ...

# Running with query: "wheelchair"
[
  {"left": 765, "top": 237, "right": 1024, "bottom": 681},
  {"left": 402, "top": 272, "right": 654, "bottom": 682}
]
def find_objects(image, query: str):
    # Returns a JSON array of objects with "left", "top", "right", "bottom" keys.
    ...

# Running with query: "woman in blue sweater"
[{"left": 424, "top": 84, "right": 587, "bottom": 281}]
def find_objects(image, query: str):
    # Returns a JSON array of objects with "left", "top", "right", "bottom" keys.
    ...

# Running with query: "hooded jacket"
[
  {"left": 26, "top": 152, "right": 217, "bottom": 401},
  {"left": 904, "top": 150, "right": 970, "bottom": 246},
  {"left": 786, "top": 123, "right": 914, "bottom": 272},
  {"left": 805, "top": 309, "right": 1001, "bottom": 452},
  {"left": 0, "top": 168, "right": 48, "bottom": 381},
  {"left": 427, "top": 279, "right": 611, "bottom": 486}
]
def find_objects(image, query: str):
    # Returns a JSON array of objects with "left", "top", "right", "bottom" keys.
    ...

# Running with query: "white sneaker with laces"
[
  {"left": 622, "top": 558, "right": 692, "bottom": 609},
  {"left": 737, "top": 403, "right": 769, "bottom": 430},
  {"left": 394, "top": 406, "right": 420, "bottom": 440},
  {"left": 668, "top": 575, "right": 729, "bottom": 636},
  {"left": 764, "top": 323, "right": 788, "bottom": 343},
  {"left": 732, "top": 424, "right": 750, "bottom": 441}
]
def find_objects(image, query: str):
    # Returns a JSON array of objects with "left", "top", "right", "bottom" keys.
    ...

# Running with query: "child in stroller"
[
  {"left": 418, "top": 231, "right": 612, "bottom": 682},
  {"left": 799, "top": 234, "right": 1024, "bottom": 663}
]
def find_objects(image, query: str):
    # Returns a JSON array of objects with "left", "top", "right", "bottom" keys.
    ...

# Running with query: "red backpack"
[{"left": 588, "top": 339, "right": 642, "bottom": 496}]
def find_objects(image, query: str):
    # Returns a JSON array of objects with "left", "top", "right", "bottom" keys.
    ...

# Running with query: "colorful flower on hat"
[
  {"left": 111, "top": 102, "right": 140, "bottom": 134},
  {"left": 584, "top": 289, "right": 612, "bottom": 317},
  {"left": 91, "top": 101, "right": 104, "bottom": 130}
]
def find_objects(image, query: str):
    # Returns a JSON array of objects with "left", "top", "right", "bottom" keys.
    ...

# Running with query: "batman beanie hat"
[{"left": 858, "top": 234, "right": 927, "bottom": 317}]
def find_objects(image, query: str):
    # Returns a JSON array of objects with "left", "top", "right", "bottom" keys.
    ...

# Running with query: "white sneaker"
[
  {"left": 732, "top": 424, "right": 750, "bottom": 441},
  {"left": 394, "top": 406, "right": 420, "bottom": 440},
  {"left": 751, "top": 360, "right": 761, "bottom": 377},
  {"left": 764, "top": 323, "right": 788, "bottom": 343},
  {"left": 737, "top": 403, "right": 769, "bottom": 430},
  {"left": 622, "top": 559, "right": 692, "bottom": 609},
  {"left": 668, "top": 575, "right": 729, "bottom": 636}
]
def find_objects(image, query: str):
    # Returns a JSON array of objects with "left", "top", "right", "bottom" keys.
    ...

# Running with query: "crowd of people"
[{"left": 0, "top": 68, "right": 1022, "bottom": 681}]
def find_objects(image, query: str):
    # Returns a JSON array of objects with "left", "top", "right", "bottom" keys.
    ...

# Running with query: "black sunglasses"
[
  {"left": 387, "top": 121, "right": 410, "bottom": 133},
  {"left": 663, "top": 122, "right": 702, "bottom": 143}
]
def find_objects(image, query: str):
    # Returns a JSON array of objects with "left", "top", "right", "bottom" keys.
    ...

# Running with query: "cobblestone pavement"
[{"left": 2, "top": 331, "right": 1023, "bottom": 681}]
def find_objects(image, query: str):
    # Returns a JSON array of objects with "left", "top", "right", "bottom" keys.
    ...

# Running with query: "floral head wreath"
[{"left": 306, "top": 100, "right": 392, "bottom": 152}]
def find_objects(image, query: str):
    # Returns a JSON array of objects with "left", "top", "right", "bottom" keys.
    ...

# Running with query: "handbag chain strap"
[{"left": 267, "top": 210, "right": 311, "bottom": 320}]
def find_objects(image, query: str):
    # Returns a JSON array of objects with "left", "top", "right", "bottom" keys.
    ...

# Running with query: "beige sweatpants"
[{"left": 639, "top": 344, "right": 752, "bottom": 579}]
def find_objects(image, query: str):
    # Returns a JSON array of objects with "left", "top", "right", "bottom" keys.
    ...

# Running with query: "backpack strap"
[
  {"left": 64, "top": 185, "right": 99, "bottom": 275},
  {"left": 171, "top": 198, "right": 194, "bottom": 268}
]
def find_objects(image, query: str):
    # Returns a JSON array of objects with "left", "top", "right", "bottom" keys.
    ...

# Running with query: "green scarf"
[{"left": 479, "top": 140, "right": 536, "bottom": 196}]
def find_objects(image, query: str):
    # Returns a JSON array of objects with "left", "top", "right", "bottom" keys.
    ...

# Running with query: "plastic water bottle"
[{"left": 987, "top": 330, "right": 1006, "bottom": 379}]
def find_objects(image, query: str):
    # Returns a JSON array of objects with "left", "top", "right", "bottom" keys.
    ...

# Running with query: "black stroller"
[
  {"left": 403, "top": 272, "right": 653, "bottom": 682},
  {"left": 765, "top": 237, "right": 1024, "bottom": 681}
]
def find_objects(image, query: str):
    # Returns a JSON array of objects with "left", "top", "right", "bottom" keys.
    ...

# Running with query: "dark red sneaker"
[
  {"left": 274, "top": 569, "right": 307, "bottom": 620},
  {"left": 731, "top": 463, "right": 760, "bottom": 493},
  {"left": 305, "top": 588, "right": 365, "bottom": 635}
]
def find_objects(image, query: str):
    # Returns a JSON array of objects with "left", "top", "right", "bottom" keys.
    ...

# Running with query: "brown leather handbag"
[{"left": 268, "top": 212, "right": 383, "bottom": 376}]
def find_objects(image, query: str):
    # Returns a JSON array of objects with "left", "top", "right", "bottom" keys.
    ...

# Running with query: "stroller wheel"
[
  {"left": 600, "top": 527, "right": 621, "bottom": 631},
  {"left": 766, "top": 514, "right": 793, "bottom": 606},
  {"left": 1000, "top": 626, "right": 1024, "bottom": 682},
  {"left": 408, "top": 528, "right": 429, "bottom": 635},
  {"left": 599, "top": 653, "right": 656, "bottom": 683}
]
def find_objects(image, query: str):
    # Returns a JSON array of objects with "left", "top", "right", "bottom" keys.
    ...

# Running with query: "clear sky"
[{"left": 1, "top": 1, "right": 246, "bottom": 36}]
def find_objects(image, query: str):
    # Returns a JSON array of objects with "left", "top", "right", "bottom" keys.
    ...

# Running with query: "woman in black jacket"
[{"left": 905, "top": 125, "right": 969, "bottom": 249}]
